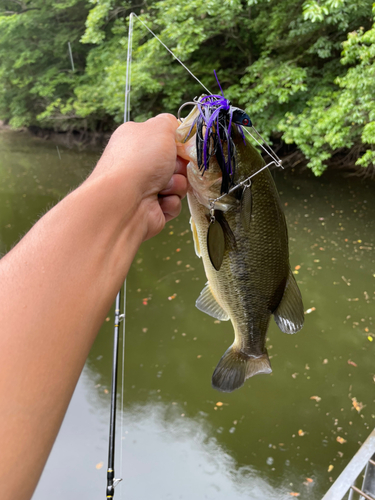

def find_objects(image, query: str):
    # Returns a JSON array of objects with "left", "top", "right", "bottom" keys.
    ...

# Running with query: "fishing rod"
[
  {"left": 105, "top": 12, "right": 133, "bottom": 500},
  {"left": 106, "top": 291, "right": 123, "bottom": 499},
  {"left": 104, "top": 12, "right": 282, "bottom": 498}
]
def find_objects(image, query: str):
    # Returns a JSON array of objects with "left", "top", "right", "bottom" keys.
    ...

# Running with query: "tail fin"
[{"left": 212, "top": 346, "right": 272, "bottom": 393}]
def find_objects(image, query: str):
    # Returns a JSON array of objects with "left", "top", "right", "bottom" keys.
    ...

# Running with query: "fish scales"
[{"left": 176, "top": 104, "right": 304, "bottom": 392}]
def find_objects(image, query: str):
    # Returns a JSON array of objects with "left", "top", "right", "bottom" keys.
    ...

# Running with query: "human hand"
[{"left": 90, "top": 114, "right": 188, "bottom": 241}]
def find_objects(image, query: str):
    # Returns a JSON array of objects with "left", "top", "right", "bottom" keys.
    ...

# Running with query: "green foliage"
[
  {"left": 0, "top": 0, "right": 375, "bottom": 173},
  {"left": 0, "top": 0, "right": 91, "bottom": 130},
  {"left": 281, "top": 3, "right": 375, "bottom": 173}
]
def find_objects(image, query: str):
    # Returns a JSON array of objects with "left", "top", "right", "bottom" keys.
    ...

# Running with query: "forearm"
[{"left": 0, "top": 173, "right": 144, "bottom": 499}]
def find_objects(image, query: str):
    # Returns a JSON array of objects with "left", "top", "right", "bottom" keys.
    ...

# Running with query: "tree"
[
  {"left": 1, "top": 0, "right": 374, "bottom": 174},
  {"left": 0, "top": 0, "right": 92, "bottom": 130}
]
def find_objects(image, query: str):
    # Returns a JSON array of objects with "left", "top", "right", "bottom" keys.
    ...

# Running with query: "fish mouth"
[{"left": 176, "top": 104, "right": 200, "bottom": 144}]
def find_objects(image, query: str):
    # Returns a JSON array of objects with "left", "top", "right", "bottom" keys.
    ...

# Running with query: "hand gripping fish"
[{"left": 176, "top": 94, "right": 304, "bottom": 393}]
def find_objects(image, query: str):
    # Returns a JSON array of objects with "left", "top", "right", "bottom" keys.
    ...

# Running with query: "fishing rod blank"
[{"left": 106, "top": 291, "right": 123, "bottom": 498}]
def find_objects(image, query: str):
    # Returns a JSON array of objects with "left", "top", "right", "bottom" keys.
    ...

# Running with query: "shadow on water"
[{"left": 1, "top": 130, "right": 374, "bottom": 499}]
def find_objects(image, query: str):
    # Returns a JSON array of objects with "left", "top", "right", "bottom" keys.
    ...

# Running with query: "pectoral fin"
[
  {"left": 190, "top": 216, "right": 201, "bottom": 258},
  {"left": 196, "top": 283, "right": 230, "bottom": 321},
  {"left": 273, "top": 268, "right": 304, "bottom": 334}
]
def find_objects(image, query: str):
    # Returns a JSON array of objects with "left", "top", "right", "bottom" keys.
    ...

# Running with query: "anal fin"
[
  {"left": 273, "top": 267, "right": 304, "bottom": 334},
  {"left": 196, "top": 283, "right": 230, "bottom": 321}
]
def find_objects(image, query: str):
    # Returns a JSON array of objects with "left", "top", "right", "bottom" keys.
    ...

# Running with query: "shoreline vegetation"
[
  {"left": 1, "top": 123, "right": 371, "bottom": 179},
  {"left": 1, "top": 1, "right": 375, "bottom": 177}
]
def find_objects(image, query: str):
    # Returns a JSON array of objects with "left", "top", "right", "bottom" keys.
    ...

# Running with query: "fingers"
[
  {"left": 174, "top": 156, "right": 188, "bottom": 176},
  {"left": 159, "top": 175, "right": 187, "bottom": 199},
  {"left": 147, "top": 113, "right": 179, "bottom": 130},
  {"left": 158, "top": 195, "right": 182, "bottom": 222},
  {"left": 159, "top": 156, "right": 188, "bottom": 196}
]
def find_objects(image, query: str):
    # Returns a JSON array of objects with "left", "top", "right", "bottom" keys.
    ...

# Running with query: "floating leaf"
[
  {"left": 310, "top": 396, "right": 321, "bottom": 402},
  {"left": 168, "top": 293, "right": 177, "bottom": 301},
  {"left": 298, "top": 429, "right": 305, "bottom": 436},
  {"left": 348, "top": 360, "right": 357, "bottom": 367},
  {"left": 336, "top": 436, "right": 347, "bottom": 444},
  {"left": 328, "top": 465, "right": 334, "bottom": 472},
  {"left": 289, "top": 493, "right": 300, "bottom": 497},
  {"left": 305, "top": 307, "right": 316, "bottom": 314},
  {"left": 352, "top": 397, "right": 365, "bottom": 412},
  {"left": 216, "top": 402, "right": 223, "bottom": 407}
]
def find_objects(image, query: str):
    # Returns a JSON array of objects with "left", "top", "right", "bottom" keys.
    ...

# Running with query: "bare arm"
[{"left": 0, "top": 114, "right": 187, "bottom": 500}]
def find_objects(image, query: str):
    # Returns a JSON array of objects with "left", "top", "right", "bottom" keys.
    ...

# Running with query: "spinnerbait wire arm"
[{"left": 208, "top": 159, "right": 282, "bottom": 211}]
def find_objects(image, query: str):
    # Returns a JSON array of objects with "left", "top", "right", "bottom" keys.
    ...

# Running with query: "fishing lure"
[
  {"left": 178, "top": 74, "right": 255, "bottom": 270},
  {"left": 179, "top": 72, "right": 252, "bottom": 195}
]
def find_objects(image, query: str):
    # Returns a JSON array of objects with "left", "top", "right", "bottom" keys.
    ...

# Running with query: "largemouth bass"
[{"left": 176, "top": 98, "right": 304, "bottom": 393}]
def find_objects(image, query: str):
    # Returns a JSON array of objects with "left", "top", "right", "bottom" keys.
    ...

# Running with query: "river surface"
[{"left": 0, "top": 129, "right": 374, "bottom": 500}]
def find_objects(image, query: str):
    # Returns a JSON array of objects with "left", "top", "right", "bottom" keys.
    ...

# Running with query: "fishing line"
[
  {"left": 108, "top": 14, "right": 212, "bottom": 499},
  {"left": 131, "top": 13, "right": 211, "bottom": 94},
  {"left": 118, "top": 13, "right": 133, "bottom": 499},
  {"left": 131, "top": 13, "right": 280, "bottom": 168},
  {"left": 106, "top": 13, "right": 133, "bottom": 500}
]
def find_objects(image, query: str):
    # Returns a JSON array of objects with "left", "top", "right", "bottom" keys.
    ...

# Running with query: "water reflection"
[
  {"left": 37, "top": 365, "right": 297, "bottom": 500},
  {"left": 109, "top": 401, "right": 292, "bottom": 500}
]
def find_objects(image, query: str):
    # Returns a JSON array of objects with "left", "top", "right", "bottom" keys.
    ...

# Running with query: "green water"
[{"left": 1, "top": 130, "right": 374, "bottom": 500}]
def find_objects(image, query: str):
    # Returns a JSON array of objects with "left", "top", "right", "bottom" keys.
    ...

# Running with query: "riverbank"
[
  {"left": 0, "top": 120, "right": 110, "bottom": 149},
  {"left": 0, "top": 123, "right": 373, "bottom": 178}
]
